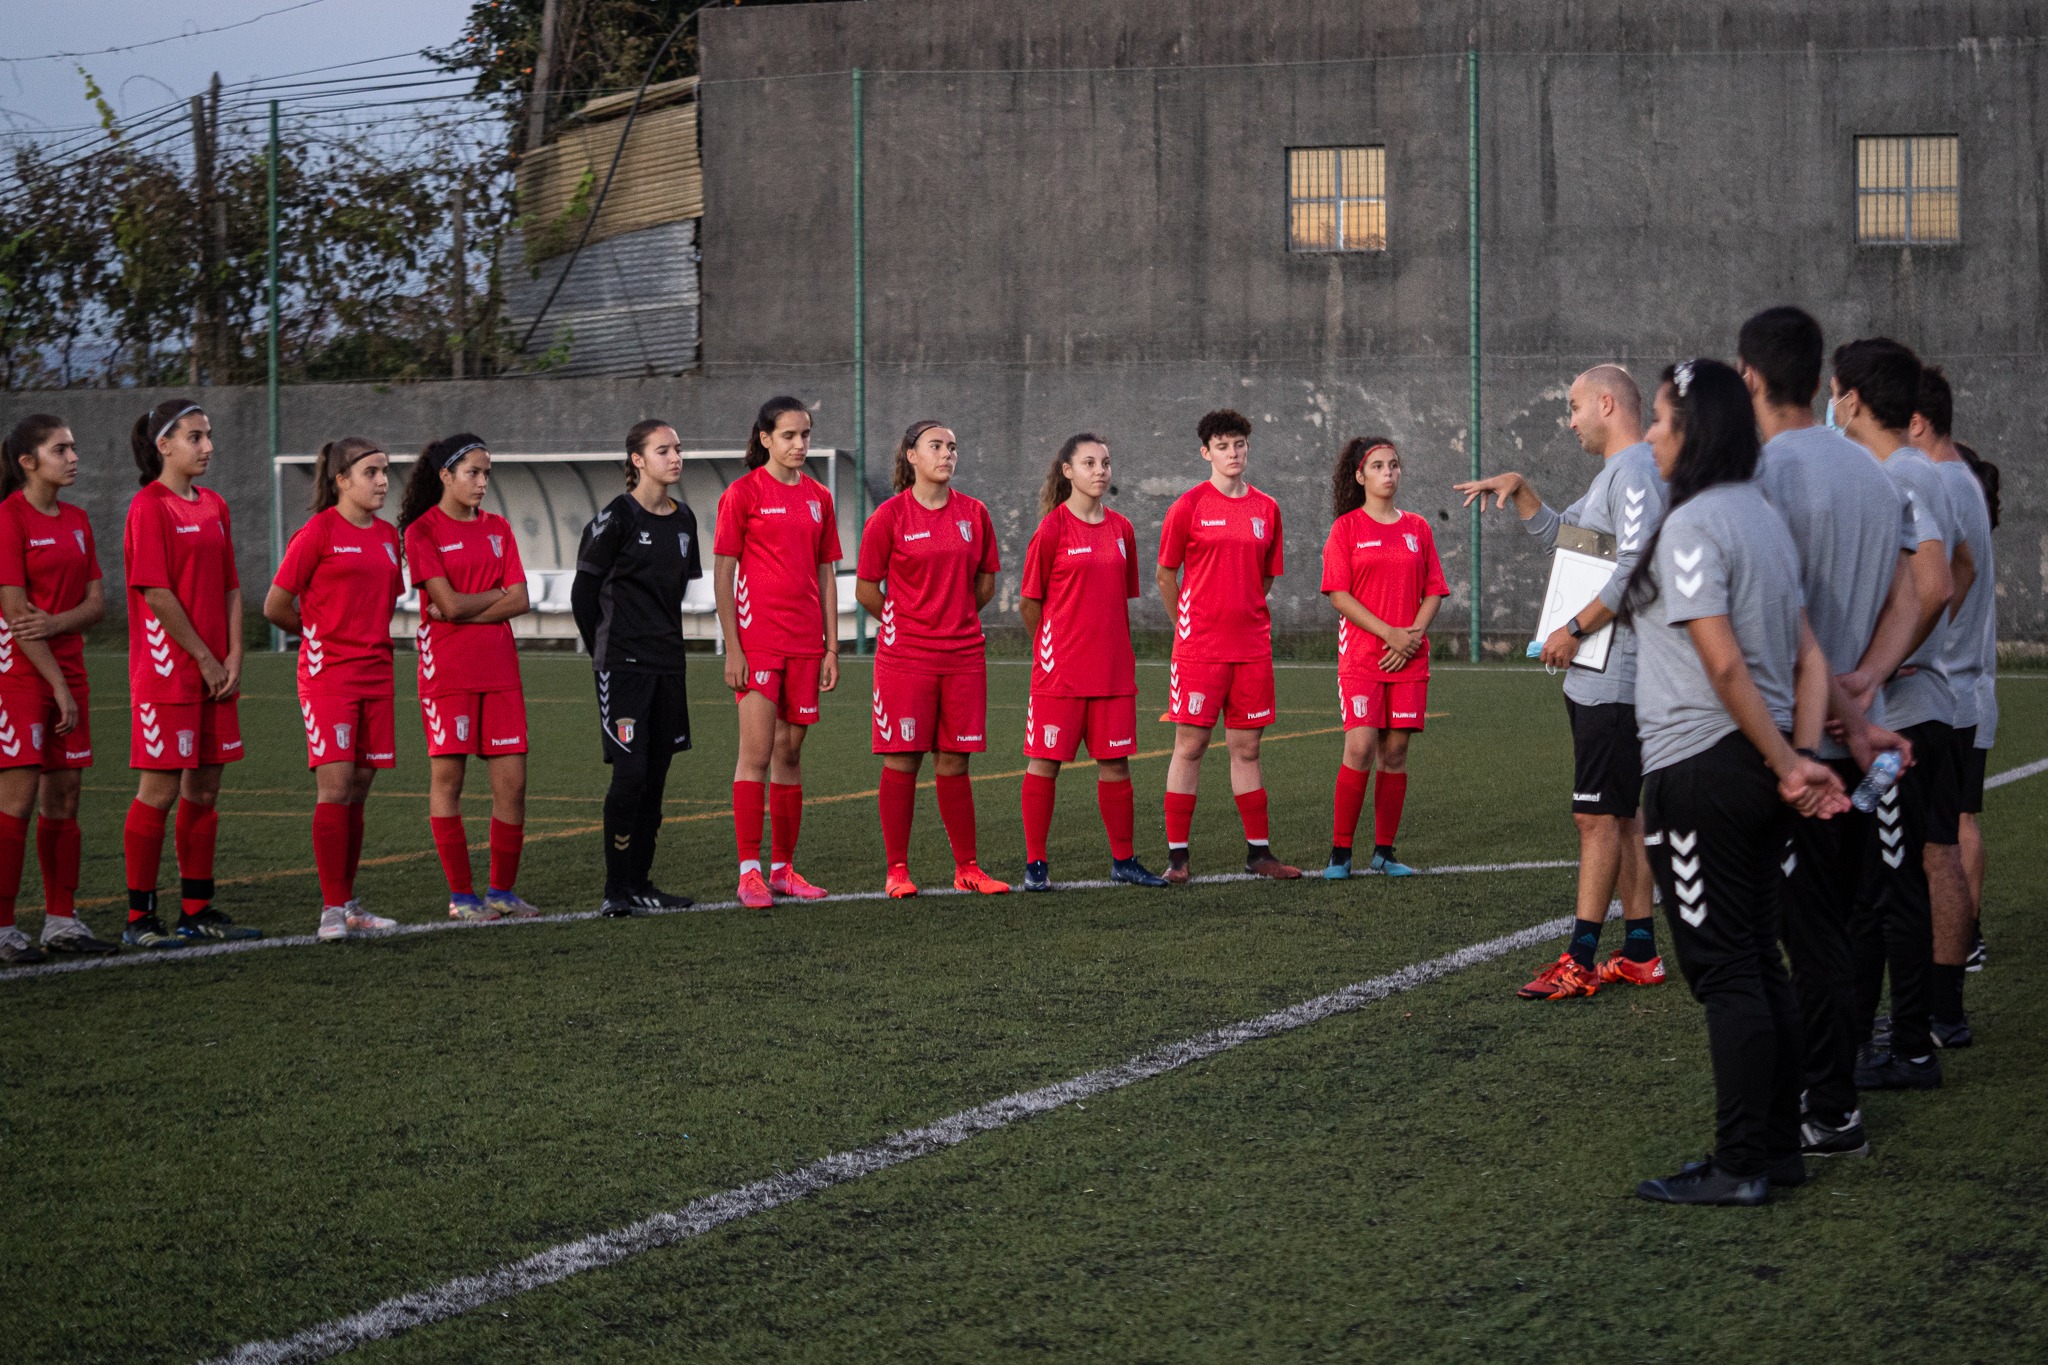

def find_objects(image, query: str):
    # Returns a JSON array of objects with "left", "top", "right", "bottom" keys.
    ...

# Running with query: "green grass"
[{"left": 1, "top": 656, "right": 2042, "bottom": 1362}]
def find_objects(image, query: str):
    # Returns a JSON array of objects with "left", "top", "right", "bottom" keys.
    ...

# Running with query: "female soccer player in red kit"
[
  {"left": 1019, "top": 434, "right": 1169, "bottom": 891},
  {"left": 856, "top": 420, "right": 1009, "bottom": 898},
  {"left": 716, "top": 397, "right": 842, "bottom": 908},
  {"left": 0, "top": 415, "right": 113, "bottom": 961},
  {"left": 397, "top": 435, "right": 538, "bottom": 921},
  {"left": 1320, "top": 437, "right": 1448, "bottom": 879},
  {"left": 264, "top": 438, "right": 404, "bottom": 940},
  {"left": 1157, "top": 409, "right": 1298, "bottom": 881},
  {"left": 121, "top": 399, "right": 259, "bottom": 947}
]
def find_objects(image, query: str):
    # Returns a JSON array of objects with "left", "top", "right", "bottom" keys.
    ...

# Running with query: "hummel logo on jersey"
[
  {"left": 1391, "top": 710, "right": 1417, "bottom": 720},
  {"left": 437, "top": 542, "right": 463, "bottom": 552},
  {"left": 1065, "top": 545, "right": 1093, "bottom": 555},
  {"left": 1673, "top": 545, "right": 1705, "bottom": 598},
  {"left": 333, "top": 544, "right": 363, "bottom": 554},
  {"left": 1621, "top": 485, "right": 1646, "bottom": 550},
  {"left": 1245, "top": 707, "right": 1272, "bottom": 721},
  {"left": 1360, "top": 540, "right": 1382, "bottom": 548},
  {"left": 1877, "top": 785, "right": 1905, "bottom": 867},
  {"left": 761, "top": 506, "right": 787, "bottom": 515},
  {"left": 174, "top": 524, "right": 201, "bottom": 535},
  {"left": 1572, "top": 790, "right": 1603, "bottom": 803},
  {"left": 27, "top": 536, "right": 54, "bottom": 548},
  {"left": 904, "top": 531, "right": 931, "bottom": 541},
  {"left": 638, "top": 531, "right": 652, "bottom": 544},
  {"left": 1668, "top": 828, "right": 1706, "bottom": 925},
  {"left": 957, "top": 733, "right": 982, "bottom": 743},
  {"left": 1199, "top": 519, "right": 1227, "bottom": 527}
]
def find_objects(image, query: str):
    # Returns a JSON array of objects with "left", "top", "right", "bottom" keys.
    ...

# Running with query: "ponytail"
[
  {"left": 131, "top": 399, "right": 204, "bottom": 486},
  {"left": 1, "top": 413, "right": 66, "bottom": 500},
  {"left": 892, "top": 419, "right": 944, "bottom": 494},
  {"left": 310, "top": 437, "right": 384, "bottom": 513},
  {"left": 624, "top": 418, "right": 675, "bottom": 490},
  {"left": 398, "top": 432, "right": 486, "bottom": 534},
  {"left": 1331, "top": 436, "right": 1395, "bottom": 518},
  {"left": 1040, "top": 433, "right": 1106, "bottom": 517},
  {"left": 744, "top": 396, "right": 808, "bottom": 470}
]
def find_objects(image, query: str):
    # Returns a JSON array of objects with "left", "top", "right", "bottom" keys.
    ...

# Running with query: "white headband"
[{"left": 152, "top": 404, "right": 202, "bottom": 446}]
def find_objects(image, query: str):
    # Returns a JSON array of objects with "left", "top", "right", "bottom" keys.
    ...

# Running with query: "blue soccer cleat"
[
  {"left": 1370, "top": 850, "right": 1417, "bottom": 878},
  {"left": 1110, "top": 857, "right": 1167, "bottom": 887},
  {"left": 1022, "top": 860, "right": 1053, "bottom": 892}
]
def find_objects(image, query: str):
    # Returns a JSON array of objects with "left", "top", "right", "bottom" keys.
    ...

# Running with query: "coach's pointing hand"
[{"left": 1454, "top": 471, "right": 1540, "bottom": 518}]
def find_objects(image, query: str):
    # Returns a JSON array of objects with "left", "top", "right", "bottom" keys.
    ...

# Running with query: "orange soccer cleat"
[
  {"left": 886, "top": 865, "right": 920, "bottom": 899},
  {"left": 1516, "top": 952, "right": 1600, "bottom": 1000},
  {"left": 736, "top": 869, "right": 774, "bottom": 908},
  {"left": 1597, "top": 952, "right": 1667, "bottom": 987},
  {"left": 769, "top": 866, "right": 830, "bottom": 900},
  {"left": 953, "top": 863, "right": 1010, "bottom": 895}
]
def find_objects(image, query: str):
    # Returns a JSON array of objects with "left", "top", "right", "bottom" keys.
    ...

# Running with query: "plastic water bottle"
[{"left": 1850, "top": 750, "right": 1905, "bottom": 813}]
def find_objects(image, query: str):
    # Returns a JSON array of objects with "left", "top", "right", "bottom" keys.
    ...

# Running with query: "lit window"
[
  {"left": 1857, "top": 135, "right": 1959, "bottom": 244},
  {"left": 1288, "top": 146, "right": 1386, "bottom": 252}
]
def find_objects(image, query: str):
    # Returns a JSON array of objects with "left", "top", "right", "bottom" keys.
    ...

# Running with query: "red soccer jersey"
[
  {"left": 0, "top": 493, "right": 99, "bottom": 691},
  {"left": 274, "top": 507, "right": 404, "bottom": 696},
  {"left": 714, "top": 466, "right": 843, "bottom": 661},
  {"left": 857, "top": 489, "right": 999, "bottom": 673},
  {"left": 1020, "top": 504, "right": 1140, "bottom": 698},
  {"left": 1321, "top": 508, "right": 1449, "bottom": 681},
  {"left": 1157, "top": 481, "right": 1284, "bottom": 663},
  {"left": 402, "top": 504, "right": 524, "bottom": 697},
  {"left": 125, "top": 482, "right": 239, "bottom": 704}
]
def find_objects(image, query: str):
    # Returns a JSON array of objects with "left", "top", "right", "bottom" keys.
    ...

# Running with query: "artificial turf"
[{"left": 1, "top": 654, "right": 2041, "bottom": 1362}]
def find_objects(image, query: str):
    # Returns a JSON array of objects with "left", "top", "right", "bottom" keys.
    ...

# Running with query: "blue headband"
[{"left": 440, "top": 441, "right": 485, "bottom": 471}]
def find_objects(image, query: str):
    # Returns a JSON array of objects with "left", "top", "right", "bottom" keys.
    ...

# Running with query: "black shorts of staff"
[
  {"left": 1566, "top": 698, "right": 1642, "bottom": 818},
  {"left": 1954, "top": 727, "right": 1985, "bottom": 815}
]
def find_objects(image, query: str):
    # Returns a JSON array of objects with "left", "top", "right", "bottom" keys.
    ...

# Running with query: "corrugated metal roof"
[
  {"left": 517, "top": 92, "right": 702, "bottom": 258},
  {"left": 502, "top": 218, "right": 699, "bottom": 376}
]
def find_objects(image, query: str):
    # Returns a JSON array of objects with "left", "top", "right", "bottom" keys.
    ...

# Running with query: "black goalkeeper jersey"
[{"left": 572, "top": 491, "right": 703, "bottom": 672}]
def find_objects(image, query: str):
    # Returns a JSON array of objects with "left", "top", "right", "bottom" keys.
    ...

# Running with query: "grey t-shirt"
[
  {"left": 1525, "top": 441, "right": 1668, "bottom": 707},
  {"left": 1754, "top": 425, "right": 1911, "bottom": 759},
  {"left": 1978, "top": 673, "right": 1998, "bottom": 749},
  {"left": 1634, "top": 483, "right": 1805, "bottom": 774},
  {"left": 1936, "top": 457, "right": 1995, "bottom": 730},
  {"left": 1877, "top": 445, "right": 1958, "bottom": 730}
]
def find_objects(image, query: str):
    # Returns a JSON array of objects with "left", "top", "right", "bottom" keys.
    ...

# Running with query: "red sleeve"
[
  {"left": 1121, "top": 518, "right": 1141, "bottom": 598},
  {"left": 1020, "top": 517, "right": 1054, "bottom": 599},
  {"left": 1319, "top": 516, "right": 1350, "bottom": 594},
  {"left": 976, "top": 502, "right": 1000, "bottom": 573},
  {"left": 1157, "top": 493, "right": 1190, "bottom": 568},
  {"left": 404, "top": 520, "right": 444, "bottom": 586},
  {"left": 1263, "top": 498, "right": 1285, "bottom": 578},
  {"left": 126, "top": 493, "right": 173, "bottom": 590},
  {"left": 816, "top": 486, "right": 843, "bottom": 564},
  {"left": 499, "top": 518, "right": 526, "bottom": 589},
  {"left": 1421, "top": 518, "right": 1449, "bottom": 597},
  {"left": 856, "top": 499, "right": 893, "bottom": 581},
  {"left": 0, "top": 505, "right": 24, "bottom": 589},
  {"left": 712, "top": 479, "right": 748, "bottom": 558},
  {"left": 216, "top": 494, "right": 240, "bottom": 591},
  {"left": 82, "top": 512, "right": 102, "bottom": 581},
  {"left": 273, "top": 518, "right": 321, "bottom": 596}
]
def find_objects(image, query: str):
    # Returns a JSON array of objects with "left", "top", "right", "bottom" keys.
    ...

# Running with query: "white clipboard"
[{"left": 1533, "top": 547, "right": 1616, "bottom": 671}]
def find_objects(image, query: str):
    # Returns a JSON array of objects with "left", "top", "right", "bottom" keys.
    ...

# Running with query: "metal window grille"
[
  {"left": 1288, "top": 146, "right": 1387, "bottom": 252},
  {"left": 1856, "top": 135, "right": 1959, "bottom": 244}
]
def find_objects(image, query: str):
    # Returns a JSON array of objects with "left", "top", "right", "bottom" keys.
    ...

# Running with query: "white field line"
[
  {"left": 1984, "top": 755, "right": 2048, "bottom": 789},
  {"left": 0, "top": 860, "right": 1577, "bottom": 985},
  {"left": 203, "top": 911, "right": 1575, "bottom": 1365}
]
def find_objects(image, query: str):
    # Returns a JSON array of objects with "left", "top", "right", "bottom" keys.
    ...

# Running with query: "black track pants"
[
  {"left": 1644, "top": 732, "right": 1803, "bottom": 1177},
  {"left": 597, "top": 669, "right": 691, "bottom": 895},
  {"left": 1851, "top": 720, "right": 1955, "bottom": 1060},
  {"left": 1781, "top": 758, "right": 1871, "bottom": 1127}
]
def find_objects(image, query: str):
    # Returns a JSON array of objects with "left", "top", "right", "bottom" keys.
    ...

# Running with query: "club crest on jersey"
[
  {"left": 488, "top": 534, "right": 503, "bottom": 556},
  {"left": 755, "top": 670, "right": 771, "bottom": 686},
  {"left": 808, "top": 500, "right": 821, "bottom": 523},
  {"left": 1115, "top": 537, "right": 1127, "bottom": 558},
  {"left": 1404, "top": 532, "right": 1419, "bottom": 553},
  {"left": 1352, "top": 695, "right": 1369, "bottom": 718},
  {"left": 30, "top": 722, "right": 44, "bottom": 749},
  {"left": 901, "top": 718, "right": 916, "bottom": 742},
  {"left": 638, "top": 531, "right": 652, "bottom": 545},
  {"left": 1188, "top": 692, "right": 1207, "bottom": 715},
  {"left": 678, "top": 532, "right": 691, "bottom": 556},
  {"left": 615, "top": 716, "right": 636, "bottom": 744},
  {"left": 73, "top": 530, "right": 87, "bottom": 554},
  {"left": 1042, "top": 724, "right": 1060, "bottom": 747},
  {"left": 335, "top": 723, "right": 353, "bottom": 749},
  {"left": 384, "top": 543, "right": 398, "bottom": 564},
  {"left": 957, "top": 519, "right": 972, "bottom": 541},
  {"left": 1251, "top": 517, "right": 1266, "bottom": 539},
  {"left": 177, "top": 729, "right": 195, "bottom": 758},
  {"left": 455, "top": 715, "right": 471, "bottom": 742}
]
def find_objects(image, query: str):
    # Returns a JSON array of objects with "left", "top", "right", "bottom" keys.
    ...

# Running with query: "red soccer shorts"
[
  {"left": 1339, "top": 675, "right": 1430, "bottom": 731},
  {"left": 736, "top": 654, "right": 823, "bottom": 726},
  {"left": 421, "top": 689, "right": 528, "bottom": 758},
  {"left": 300, "top": 691, "right": 398, "bottom": 769},
  {"left": 0, "top": 682, "right": 93, "bottom": 771},
  {"left": 871, "top": 661, "right": 987, "bottom": 753},
  {"left": 131, "top": 697, "right": 243, "bottom": 770},
  {"left": 1166, "top": 658, "right": 1276, "bottom": 730},
  {"left": 1024, "top": 693, "right": 1137, "bottom": 763}
]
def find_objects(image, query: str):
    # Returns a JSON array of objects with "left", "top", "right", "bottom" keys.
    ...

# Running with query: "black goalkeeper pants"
[
  {"left": 1644, "top": 731, "right": 1803, "bottom": 1178},
  {"left": 597, "top": 669, "right": 691, "bottom": 895}
]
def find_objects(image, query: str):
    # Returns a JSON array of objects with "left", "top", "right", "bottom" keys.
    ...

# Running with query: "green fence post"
[
  {"left": 1466, "top": 49, "right": 1482, "bottom": 664},
  {"left": 852, "top": 67, "right": 868, "bottom": 657},
  {"left": 267, "top": 99, "right": 283, "bottom": 653}
]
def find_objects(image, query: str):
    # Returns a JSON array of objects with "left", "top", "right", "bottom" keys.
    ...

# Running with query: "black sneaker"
[
  {"left": 175, "top": 908, "right": 261, "bottom": 941},
  {"left": 0, "top": 927, "right": 46, "bottom": 965},
  {"left": 1869, "top": 1015, "right": 1893, "bottom": 1052},
  {"left": 632, "top": 884, "right": 694, "bottom": 911},
  {"left": 1021, "top": 861, "right": 1052, "bottom": 893},
  {"left": 1681, "top": 1152, "right": 1806, "bottom": 1188},
  {"left": 1110, "top": 857, "right": 1167, "bottom": 887},
  {"left": 1637, "top": 1157, "right": 1769, "bottom": 1206},
  {"left": 1965, "top": 936, "right": 1986, "bottom": 973},
  {"left": 1930, "top": 1016, "right": 1973, "bottom": 1049},
  {"left": 1855, "top": 1050, "right": 1942, "bottom": 1091},
  {"left": 1800, "top": 1109, "right": 1871, "bottom": 1159},
  {"left": 122, "top": 914, "right": 186, "bottom": 949}
]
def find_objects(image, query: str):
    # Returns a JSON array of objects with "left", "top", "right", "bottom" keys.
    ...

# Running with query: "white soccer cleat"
[
  {"left": 345, "top": 900, "right": 398, "bottom": 932},
  {"left": 317, "top": 906, "right": 350, "bottom": 941}
]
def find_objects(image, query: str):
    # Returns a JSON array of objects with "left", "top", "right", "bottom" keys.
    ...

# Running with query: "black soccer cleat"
[
  {"left": 1636, "top": 1157, "right": 1770, "bottom": 1206},
  {"left": 1680, "top": 1152, "right": 1806, "bottom": 1188},
  {"left": 1965, "top": 928, "right": 1986, "bottom": 973},
  {"left": 632, "top": 884, "right": 695, "bottom": 912},
  {"left": 1021, "top": 861, "right": 1052, "bottom": 893},
  {"left": 1110, "top": 857, "right": 1168, "bottom": 887},
  {"left": 175, "top": 908, "right": 261, "bottom": 941},
  {"left": 599, "top": 893, "right": 640, "bottom": 919},
  {"left": 1930, "top": 1016, "right": 1973, "bottom": 1050},
  {"left": 1800, "top": 1110, "right": 1871, "bottom": 1159},
  {"left": 121, "top": 914, "right": 186, "bottom": 950},
  {"left": 1854, "top": 1049, "right": 1942, "bottom": 1091}
]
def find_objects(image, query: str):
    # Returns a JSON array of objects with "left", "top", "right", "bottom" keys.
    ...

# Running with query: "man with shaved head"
[{"left": 1456, "top": 364, "right": 1668, "bottom": 999}]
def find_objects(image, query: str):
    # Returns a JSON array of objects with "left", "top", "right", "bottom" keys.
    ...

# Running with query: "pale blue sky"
[{"left": 2, "top": 0, "right": 476, "bottom": 137}]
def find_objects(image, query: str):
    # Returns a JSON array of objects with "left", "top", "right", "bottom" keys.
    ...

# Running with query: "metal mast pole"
[
  {"left": 267, "top": 99, "right": 283, "bottom": 651},
  {"left": 852, "top": 67, "right": 868, "bottom": 656},
  {"left": 1466, "top": 49, "right": 1482, "bottom": 664}
]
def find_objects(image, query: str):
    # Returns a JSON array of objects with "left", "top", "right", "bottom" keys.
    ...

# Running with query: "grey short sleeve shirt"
[{"left": 1525, "top": 442, "right": 1668, "bottom": 708}]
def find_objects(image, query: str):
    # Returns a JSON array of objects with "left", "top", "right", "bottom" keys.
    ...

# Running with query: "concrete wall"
[{"left": 8, "top": 0, "right": 2045, "bottom": 643}]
